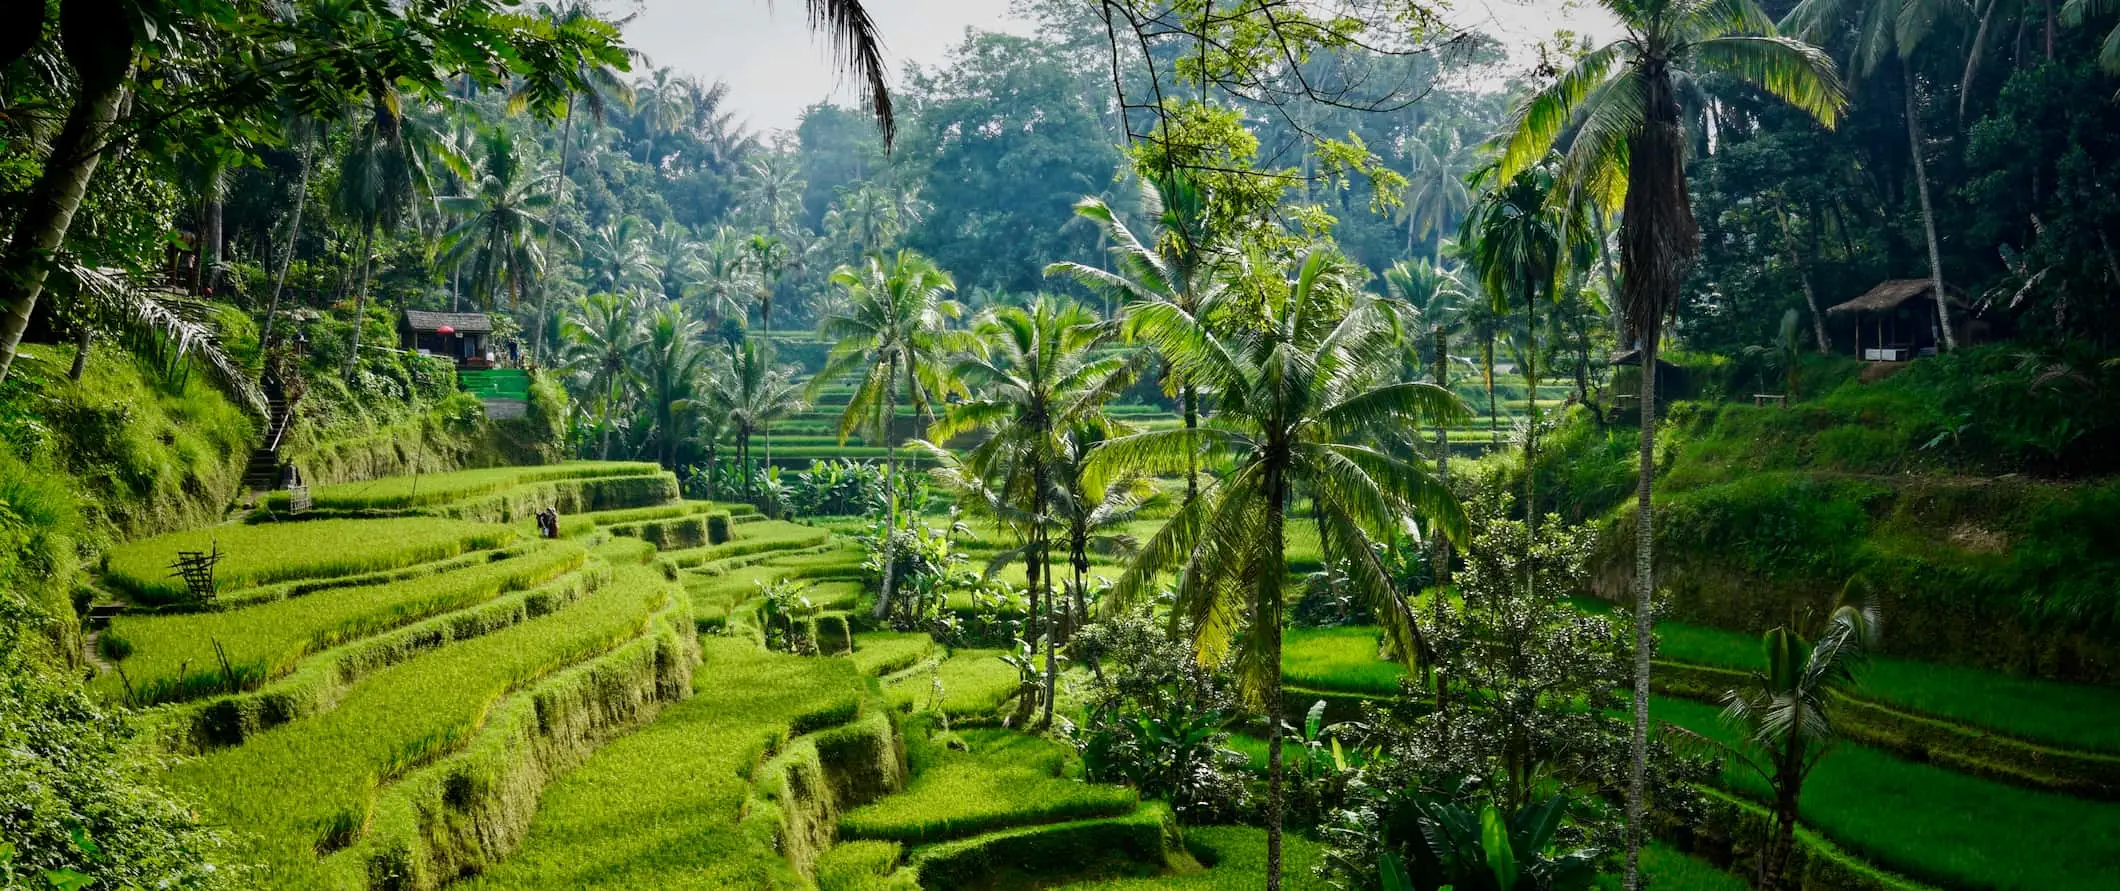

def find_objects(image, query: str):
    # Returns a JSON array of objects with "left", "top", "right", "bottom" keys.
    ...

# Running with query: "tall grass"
[
  {"left": 103, "top": 517, "right": 515, "bottom": 602},
  {"left": 883, "top": 649, "right": 1022, "bottom": 719},
  {"left": 460, "top": 638, "right": 866, "bottom": 889},
  {"left": 100, "top": 541, "right": 584, "bottom": 704},
  {"left": 167, "top": 560, "right": 673, "bottom": 886}
]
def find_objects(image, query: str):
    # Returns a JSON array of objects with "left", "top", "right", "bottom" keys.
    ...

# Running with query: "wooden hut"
[
  {"left": 399, "top": 310, "right": 494, "bottom": 368},
  {"left": 1826, "top": 280, "right": 1964, "bottom": 361}
]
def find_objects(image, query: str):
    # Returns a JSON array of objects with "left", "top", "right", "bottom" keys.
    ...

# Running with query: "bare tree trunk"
[
  {"left": 1262, "top": 461, "right": 1289, "bottom": 891},
  {"left": 69, "top": 326, "right": 91, "bottom": 381},
  {"left": 198, "top": 162, "right": 226, "bottom": 295},
  {"left": 1182, "top": 382, "right": 1199, "bottom": 503},
  {"left": 1432, "top": 328, "right": 1452, "bottom": 585},
  {"left": 344, "top": 225, "right": 376, "bottom": 381},
  {"left": 1776, "top": 197, "right": 1831, "bottom": 353},
  {"left": 1905, "top": 66, "right": 1957, "bottom": 351},
  {"left": 0, "top": 71, "right": 131, "bottom": 384},
  {"left": 1039, "top": 465, "right": 1057, "bottom": 728},
  {"left": 1593, "top": 209, "right": 1624, "bottom": 339},
  {"left": 1625, "top": 332, "right": 1660, "bottom": 891},
  {"left": 1485, "top": 336, "right": 1500, "bottom": 450},
  {"left": 533, "top": 95, "right": 576, "bottom": 366},
  {"left": 262, "top": 134, "right": 315, "bottom": 351},
  {"left": 872, "top": 356, "right": 901, "bottom": 620}
]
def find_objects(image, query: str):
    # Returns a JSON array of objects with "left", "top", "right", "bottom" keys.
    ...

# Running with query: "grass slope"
[
  {"left": 102, "top": 517, "right": 514, "bottom": 603},
  {"left": 459, "top": 637, "right": 864, "bottom": 889},
  {"left": 841, "top": 729, "right": 1135, "bottom": 844},
  {"left": 166, "top": 560, "right": 669, "bottom": 886}
]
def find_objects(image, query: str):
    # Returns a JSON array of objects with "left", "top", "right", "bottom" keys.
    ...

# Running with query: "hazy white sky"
[{"left": 622, "top": 1, "right": 1621, "bottom": 134}]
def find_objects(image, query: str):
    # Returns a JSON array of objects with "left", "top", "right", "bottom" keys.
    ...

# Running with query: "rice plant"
[{"left": 102, "top": 517, "right": 516, "bottom": 603}]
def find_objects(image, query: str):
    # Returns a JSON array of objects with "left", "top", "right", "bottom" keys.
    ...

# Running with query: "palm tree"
[
  {"left": 2061, "top": 0, "right": 2120, "bottom": 73},
  {"left": 692, "top": 225, "right": 758, "bottom": 329},
  {"left": 1494, "top": 3, "right": 1847, "bottom": 883},
  {"left": 1046, "top": 172, "right": 1219, "bottom": 503},
  {"left": 333, "top": 94, "right": 456, "bottom": 380},
  {"left": 1461, "top": 162, "right": 1570, "bottom": 527},
  {"left": 1380, "top": 258, "right": 1468, "bottom": 579},
  {"left": 745, "top": 233, "right": 790, "bottom": 334},
  {"left": 1052, "top": 418, "right": 1158, "bottom": 631},
  {"left": 262, "top": 114, "right": 326, "bottom": 350},
  {"left": 562, "top": 292, "right": 645, "bottom": 459},
  {"left": 632, "top": 65, "right": 691, "bottom": 165},
  {"left": 650, "top": 220, "right": 704, "bottom": 304},
  {"left": 740, "top": 155, "right": 808, "bottom": 237},
  {"left": 582, "top": 217, "right": 657, "bottom": 295},
  {"left": 524, "top": 0, "right": 637, "bottom": 365},
  {"left": 1096, "top": 250, "right": 1469, "bottom": 891},
  {"left": 1397, "top": 127, "right": 1476, "bottom": 262},
  {"left": 1720, "top": 598, "right": 1879, "bottom": 890},
  {"left": 632, "top": 302, "right": 713, "bottom": 468},
  {"left": 723, "top": 339, "right": 808, "bottom": 501},
  {"left": 1782, "top": 0, "right": 1961, "bottom": 350},
  {"left": 826, "top": 180, "right": 922, "bottom": 256},
  {"left": 814, "top": 250, "right": 963, "bottom": 619},
  {"left": 439, "top": 129, "right": 556, "bottom": 313},
  {"left": 927, "top": 298, "right": 1135, "bottom": 726}
]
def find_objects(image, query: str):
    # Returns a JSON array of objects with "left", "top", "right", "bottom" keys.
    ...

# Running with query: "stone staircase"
[{"left": 242, "top": 390, "right": 293, "bottom": 495}]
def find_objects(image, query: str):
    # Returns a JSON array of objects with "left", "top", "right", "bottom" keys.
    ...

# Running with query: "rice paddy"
[{"left": 101, "top": 516, "right": 516, "bottom": 602}]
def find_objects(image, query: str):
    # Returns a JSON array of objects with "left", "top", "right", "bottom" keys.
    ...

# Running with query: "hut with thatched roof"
[
  {"left": 1826, "top": 279, "right": 1964, "bottom": 361},
  {"left": 399, "top": 310, "right": 495, "bottom": 368}
]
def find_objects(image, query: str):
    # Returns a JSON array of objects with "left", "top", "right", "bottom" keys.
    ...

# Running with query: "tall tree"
[
  {"left": 1046, "top": 172, "right": 1218, "bottom": 503},
  {"left": 633, "top": 302, "right": 712, "bottom": 468},
  {"left": 333, "top": 95, "right": 455, "bottom": 380},
  {"left": 814, "top": 250, "right": 963, "bottom": 619},
  {"left": 1784, "top": 0, "right": 1966, "bottom": 349},
  {"left": 723, "top": 339, "right": 807, "bottom": 500},
  {"left": 927, "top": 298, "right": 1134, "bottom": 726},
  {"left": 439, "top": 128, "right": 556, "bottom": 312},
  {"left": 525, "top": 0, "right": 637, "bottom": 365},
  {"left": 1495, "top": 3, "right": 1847, "bottom": 885},
  {"left": 1461, "top": 162, "right": 1570, "bottom": 530},
  {"left": 562, "top": 291, "right": 645, "bottom": 459},
  {"left": 581, "top": 217, "right": 657, "bottom": 295},
  {"left": 1398, "top": 127, "right": 1476, "bottom": 263},
  {"left": 1098, "top": 250, "right": 1468, "bottom": 891}
]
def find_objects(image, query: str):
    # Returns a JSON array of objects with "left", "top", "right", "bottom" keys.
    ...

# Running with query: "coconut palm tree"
[
  {"left": 1493, "top": 2, "right": 1847, "bottom": 883},
  {"left": 562, "top": 291, "right": 645, "bottom": 460},
  {"left": 745, "top": 233, "right": 790, "bottom": 333},
  {"left": 523, "top": 0, "right": 638, "bottom": 365},
  {"left": 333, "top": 94, "right": 458, "bottom": 380},
  {"left": 649, "top": 220, "right": 704, "bottom": 304},
  {"left": 1782, "top": 0, "right": 1964, "bottom": 352},
  {"left": 1046, "top": 171, "right": 1219, "bottom": 503},
  {"left": 439, "top": 129, "right": 556, "bottom": 313},
  {"left": 1380, "top": 258, "right": 1469, "bottom": 578},
  {"left": 692, "top": 225, "right": 758, "bottom": 329},
  {"left": 1721, "top": 598, "right": 1879, "bottom": 891},
  {"left": 1397, "top": 126, "right": 1477, "bottom": 262},
  {"left": 1051, "top": 418, "right": 1158, "bottom": 630},
  {"left": 2061, "top": 0, "right": 2120, "bottom": 73},
  {"left": 582, "top": 217, "right": 657, "bottom": 295},
  {"left": 815, "top": 249, "right": 963, "bottom": 619},
  {"left": 740, "top": 155, "right": 808, "bottom": 238},
  {"left": 632, "top": 302, "right": 713, "bottom": 468},
  {"left": 1095, "top": 249, "right": 1469, "bottom": 891},
  {"left": 927, "top": 298, "right": 1135, "bottom": 726},
  {"left": 723, "top": 339, "right": 808, "bottom": 501},
  {"left": 1461, "top": 162, "right": 1570, "bottom": 527}
]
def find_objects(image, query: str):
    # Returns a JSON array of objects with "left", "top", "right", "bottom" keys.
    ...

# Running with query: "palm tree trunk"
[
  {"left": 68, "top": 326, "right": 91, "bottom": 381},
  {"left": 0, "top": 74, "right": 131, "bottom": 384},
  {"left": 344, "top": 224, "right": 377, "bottom": 381},
  {"left": 1485, "top": 336, "right": 1499, "bottom": 450},
  {"left": 1593, "top": 209, "right": 1624, "bottom": 340},
  {"left": 872, "top": 356, "right": 901, "bottom": 620},
  {"left": 1624, "top": 332, "right": 1660, "bottom": 891},
  {"left": 1523, "top": 295, "right": 1539, "bottom": 599},
  {"left": 198, "top": 161, "right": 226, "bottom": 295},
  {"left": 532, "top": 95, "right": 576, "bottom": 366},
  {"left": 1432, "top": 329, "right": 1452, "bottom": 585},
  {"left": 1182, "top": 382, "right": 1199, "bottom": 503},
  {"left": 1262, "top": 461, "right": 1290, "bottom": 891},
  {"left": 1904, "top": 65, "right": 1956, "bottom": 351},
  {"left": 262, "top": 133, "right": 315, "bottom": 351},
  {"left": 1039, "top": 479, "right": 1057, "bottom": 728},
  {"left": 1761, "top": 718, "right": 1807, "bottom": 890},
  {"left": 1776, "top": 200, "right": 1830, "bottom": 354}
]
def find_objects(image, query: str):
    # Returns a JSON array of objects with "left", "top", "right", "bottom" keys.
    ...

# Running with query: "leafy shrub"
[{"left": 1066, "top": 608, "right": 1250, "bottom": 824}]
